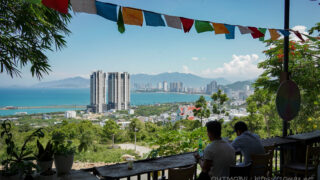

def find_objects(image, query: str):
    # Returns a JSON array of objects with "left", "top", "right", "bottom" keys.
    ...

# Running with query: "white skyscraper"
[
  {"left": 157, "top": 82, "right": 163, "bottom": 90},
  {"left": 108, "top": 72, "right": 130, "bottom": 110},
  {"left": 88, "top": 70, "right": 107, "bottom": 113},
  {"left": 163, "top": 81, "right": 168, "bottom": 92}
]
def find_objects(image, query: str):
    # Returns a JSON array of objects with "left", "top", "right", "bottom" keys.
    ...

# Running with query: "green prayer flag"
[
  {"left": 117, "top": 7, "right": 125, "bottom": 34},
  {"left": 258, "top": 28, "right": 267, "bottom": 41},
  {"left": 304, "top": 34, "right": 318, "bottom": 42},
  {"left": 195, "top": 20, "right": 213, "bottom": 33},
  {"left": 24, "top": 0, "right": 41, "bottom": 4}
]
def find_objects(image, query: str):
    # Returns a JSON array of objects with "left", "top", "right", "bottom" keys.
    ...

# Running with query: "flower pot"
[
  {"left": 54, "top": 154, "right": 74, "bottom": 175},
  {"left": 37, "top": 160, "right": 53, "bottom": 173}
]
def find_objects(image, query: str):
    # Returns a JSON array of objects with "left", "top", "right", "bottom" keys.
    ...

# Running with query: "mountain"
[
  {"left": 131, "top": 72, "right": 230, "bottom": 88},
  {"left": 30, "top": 73, "right": 232, "bottom": 89},
  {"left": 223, "top": 80, "right": 254, "bottom": 91},
  {"left": 33, "top": 77, "right": 89, "bottom": 88}
]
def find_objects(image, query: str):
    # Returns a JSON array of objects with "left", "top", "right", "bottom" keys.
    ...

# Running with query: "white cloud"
[
  {"left": 182, "top": 65, "right": 193, "bottom": 74},
  {"left": 199, "top": 54, "right": 263, "bottom": 81},
  {"left": 192, "top": 57, "right": 200, "bottom": 61}
]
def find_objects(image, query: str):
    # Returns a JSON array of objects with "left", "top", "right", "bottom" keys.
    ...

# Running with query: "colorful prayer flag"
[
  {"left": 237, "top": 25, "right": 252, "bottom": 34},
  {"left": 292, "top": 31, "right": 305, "bottom": 42},
  {"left": 164, "top": 15, "right": 182, "bottom": 29},
  {"left": 212, "top": 23, "right": 229, "bottom": 34},
  {"left": 42, "top": 0, "right": 68, "bottom": 14},
  {"left": 258, "top": 28, "right": 267, "bottom": 41},
  {"left": 95, "top": 1, "right": 117, "bottom": 22},
  {"left": 144, "top": 11, "right": 165, "bottom": 27},
  {"left": 278, "top": 30, "right": 290, "bottom": 37},
  {"left": 180, "top": 17, "right": 194, "bottom": 33},
  {"left": 70, "top": 0, "right": 97, "bottom": 14},
  {"left": 224, "top": 24, "right": 235, "bottom": 39},
  {"left": 195, "top": 20, "right": 213, "bottom": 33},
  {"left": 117, "top": 7, "right": 125, "bottom": 33},
  {"left": 269, "top": 29, "right": 281, "bottom": 40},
  {"left": 122, "top": 7, "right": 143, "bottom": 26},
  {"left": 248, "top": 27, "right": 265, "bottom": 39}
]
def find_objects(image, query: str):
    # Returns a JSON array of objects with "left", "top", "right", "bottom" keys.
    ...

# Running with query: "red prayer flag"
[
  {"left": 180, "top": 17, "right": 194, "bottom": 33},
  {"left": 293, "top": 31, "right": 305, "bottom": 43},
  {"left": 248, "top": 27, "right": 264, "bottom": 39},
  {"left": 42, "top": 0, "right": 68, "bottom": 14}
]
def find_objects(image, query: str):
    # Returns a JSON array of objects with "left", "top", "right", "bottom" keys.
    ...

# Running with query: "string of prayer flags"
[
  {"left": 95, "top": 1, "right": 117, "bottom": 22},
  {"left": 117, "top": 7, "right": 125, "bottom": 33},
  {"left": 258, "top": 28, "right": 267, "bottom": 41},
  {"left": 195, "top": 20, "right": 213, "bottom": 33},
  {"left": 122, "top": 7, "right": 144, "bottom": 26},
  {"left": 212, "top": 23, "right": 229, "bottom": 34},
  {"left": 70, "top": 0, "right": 96, "bottom": 14},
  {"left": 144, "top": 11, "right": 165, "bottom": 27},
  {"left": 269, "top": 29, "right": 281, "bottom": 40},
  {"left": 302, "top": 34, "right": 318, "bottom": 42},
  {"left": 42, "top": 0, "right": 68, "bottom": 14},
  {"left": 164, "top": 15, "right": 182, "bottom": 29},
  {"left": 248, "top": 27, "right": 265, "bottom": 39},
  {"left": 237, "top": 25, "right": 253, "bottom": 34},
  {"left": 225, "top": 24, "right": 235, "bottom": 39},
  {"left": 180, "top": 17, "right": 194, "bottom": 33},
  {"left": 278, "top": 30, "right": 291, "bottom": 37}
]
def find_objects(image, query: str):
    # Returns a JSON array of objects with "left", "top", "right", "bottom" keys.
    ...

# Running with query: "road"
[{"left": 118, "top": 143, "right": 152, "bottom": 157}]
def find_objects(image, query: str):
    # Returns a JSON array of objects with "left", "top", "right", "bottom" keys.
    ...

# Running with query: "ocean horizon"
[{"left": 0, "top": 88, "right": 210, "bottom": 116}]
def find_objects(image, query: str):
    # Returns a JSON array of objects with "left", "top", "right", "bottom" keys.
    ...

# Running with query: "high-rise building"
[
  {"left": 163, "top": 81, "right": 168, "bottom": 92},
  {"left": 87, "top": 71, "right": 107, "bottom": 113},
  {"left": 169, "top": 82, "right": 183, "bottom": 92},
  {"left": 157, "top": 82, "right": 163, "bottom": 90},
  {"left": 206, "top": 81, "right": 218, "bottom": 95},
  {"left": 107, "top": 72, "right": 130, "bottom": 110}
]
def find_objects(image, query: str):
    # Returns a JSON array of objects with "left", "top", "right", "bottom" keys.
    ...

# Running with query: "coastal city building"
[
  {"left": 107, "top": 72, "right": 130, "bottom": 110},
  {"left": 206, "top": 80, "right": 218, "bottom": 95},
  {"left": 163, "top": 81, "right": 168, "bottom": 92},
  {"left": 157, "top": 82, "right": 163, "bottom": 90},
  {"left": 65, "top": 111, "right": 76, "bottom": 118},
  {"left": 169, "top": 82, "right": 183, "bottom": 92},
  {"left": 87, "top": 70, "right": 107, "bottom": 113}
]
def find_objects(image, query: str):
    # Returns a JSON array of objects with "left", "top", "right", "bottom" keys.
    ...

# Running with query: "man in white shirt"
[
  {"left": 231, "top": 121, "right": 265, "bottom": 165},
  {"left": 195, "top": 121, "right": 236, "bottom": 178}
]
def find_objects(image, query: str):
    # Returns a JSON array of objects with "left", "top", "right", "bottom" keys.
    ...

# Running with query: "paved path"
[{"left": 118, "top": 143, "right": 152, "bottom": 157}]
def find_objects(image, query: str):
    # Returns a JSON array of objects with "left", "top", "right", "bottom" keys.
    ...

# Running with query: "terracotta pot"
[
  {"left": 54, "top": 154, "right": 74, "bottom": 175},
  {"left": 37, "top": 160, "right": 53, "bottom": 173}
]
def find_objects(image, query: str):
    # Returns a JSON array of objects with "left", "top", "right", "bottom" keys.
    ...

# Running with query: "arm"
[
  {"left": 199, "top": 159, "right": 212, "bottom": 173},
  {"left": 231, "top": 137, "right": 242, "bottom": 151}
]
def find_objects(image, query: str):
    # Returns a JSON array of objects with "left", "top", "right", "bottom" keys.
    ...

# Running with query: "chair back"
[
  {"left": 264, "top": 145, "right": 275, "bottom": 176},
  {"left": 168, "top": 164, "right": 196, "bottom": 180},
  {"left": 251, "top": 152, "right": 273, "bottom": 177},
  {"left": 305, "top": 145, "right": 320, "bottom": 176},
  {"left": 229, "top": 163, "right": 252, "bottom": 178}
]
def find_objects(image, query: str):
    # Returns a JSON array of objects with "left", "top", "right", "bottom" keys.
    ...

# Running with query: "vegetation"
[
  {"left": 0, "top": 0, "right": 71, "bottom": 78},
  {"left": 193, "top": 96, "right": 210, "bottom": 126}
]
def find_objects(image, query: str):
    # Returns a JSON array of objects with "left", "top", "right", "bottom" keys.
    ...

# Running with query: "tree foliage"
[
  {"left": 193, "top": 96, "right": 210, "bottom": 126},
  {"left": 0, "top": 0, "right": 71, "bottom": 78},
  {"left": 211, "top": 89, "right": 229, "bottom": 122}
]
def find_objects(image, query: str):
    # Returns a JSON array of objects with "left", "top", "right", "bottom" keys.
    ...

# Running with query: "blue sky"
[{"left": 1, "top": 0, "right": 320, "bottom": 86}]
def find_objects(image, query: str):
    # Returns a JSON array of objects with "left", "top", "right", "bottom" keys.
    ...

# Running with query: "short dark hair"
[
  {"left": 234, "top": 121, "right": 248, "bottom": 132},
  {"left": 206, "top": 121, "right": 221, "bottom": 138}
]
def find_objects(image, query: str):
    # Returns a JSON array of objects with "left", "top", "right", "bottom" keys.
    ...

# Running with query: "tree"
[
  {"left": 128, "top": 118, "right": 145, "bottom": 141},
  {"left": 211, "top": 89, "right": 229, "bottom": 123},
  {"left": 0, "top": 0, "right": 71, "bottom": 78},
  {"left": 103, "top": 120, "right": 120, "bottom": 140},
  {"left": 193, "top": 96, "right": 210, "bottom": 127},
  {"left": 253, "top": 24, "right": 320, "bottom": 133}
]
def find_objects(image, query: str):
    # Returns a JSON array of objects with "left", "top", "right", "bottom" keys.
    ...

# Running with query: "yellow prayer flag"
[
  {"left": 212, "top": 23, "right": 229, "bottom": 34},
  {"left": 122, "top": 7, "right": 143, "bottom": 26},
  {"left": 269, "top": 29, "right": 281, "bottom": 40}
]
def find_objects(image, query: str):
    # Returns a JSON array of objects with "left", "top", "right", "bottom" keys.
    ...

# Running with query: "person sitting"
[
  {"left": 195, "top": 121, "right": 235, "bottom": 178},
  {"left": 231, "top": 121, "right": 265, "bottom": 165}
]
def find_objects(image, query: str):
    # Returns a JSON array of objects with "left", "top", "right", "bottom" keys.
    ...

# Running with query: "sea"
[{"left": 0, "top": 88, "right": 210, "bottom": 116}]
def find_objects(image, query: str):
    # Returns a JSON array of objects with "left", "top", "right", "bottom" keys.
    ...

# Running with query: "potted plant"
[
  {"left": 35, "top": 140, "right": 54, "bottom": 173},
  {"left": 52, "top": 131, "right": 76, "bottom": 176},
  {"left": 0, "top": 120, "right": 44, "bottom": 180}
]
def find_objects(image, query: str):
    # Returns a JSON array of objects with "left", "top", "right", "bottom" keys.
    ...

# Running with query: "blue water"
[{"left": 0, "top": 88, "right": 210, "bottom": 116}]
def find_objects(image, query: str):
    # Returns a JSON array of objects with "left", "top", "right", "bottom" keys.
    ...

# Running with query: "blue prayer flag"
[
  {"left": 143, "top": 11, "right": 165, "bottom": 27},
  {"left": 278, "top": 30, "right": 290, "bottom": 37},
  {"left": 225, "top": 24, "right": 235, "bottom": 39},
  {"left": 96, "top": 1, "right": 117, "bottom": 22}
]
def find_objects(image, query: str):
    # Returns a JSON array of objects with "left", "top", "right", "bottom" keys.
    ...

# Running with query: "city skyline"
[{"left": 0, "top": 0, "right": 319, "bottom": 86}]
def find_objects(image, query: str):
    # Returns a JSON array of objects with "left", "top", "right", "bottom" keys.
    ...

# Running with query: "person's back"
[
  {"left": 204, "top": 139, "right": 235, "bottom": 177},
  {"left": 231, "top": 122, "right": 265, "bottom": 164}
]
